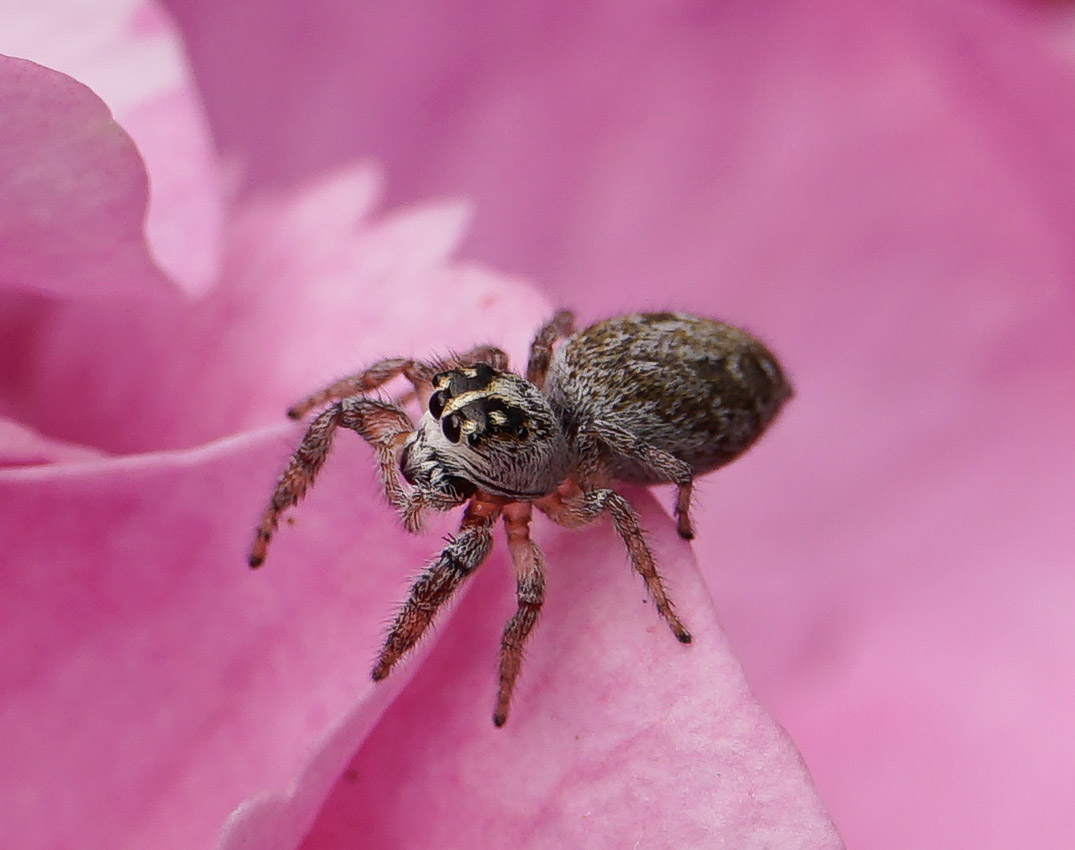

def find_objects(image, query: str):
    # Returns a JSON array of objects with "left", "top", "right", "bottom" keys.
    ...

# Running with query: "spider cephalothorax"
[
  {"left": 402, "top": 364, "right": 570, "bottom": 504},
  {"left": 249, "top": 310, "right": 791, "bottom": 726}
]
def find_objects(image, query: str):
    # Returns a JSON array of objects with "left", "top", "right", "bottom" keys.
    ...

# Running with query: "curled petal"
[
  {"left": 2, "top": 0, "right": 223, "bottom": 295},
  {"left": 0, "top": 56, "right": 168, "bottom": 298}
]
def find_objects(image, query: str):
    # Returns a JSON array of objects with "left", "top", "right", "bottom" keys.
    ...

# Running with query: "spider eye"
[
  {"left": 442, "top": 414, "right": 462, "bottom": 443},
  {"left": 429, "top": 390, "right": 446, "bottom": 419}
]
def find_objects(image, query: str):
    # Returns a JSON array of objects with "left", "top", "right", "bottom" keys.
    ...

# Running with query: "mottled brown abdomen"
[{"left": 544, "top": 313, "right": 792, "bottom": 483}]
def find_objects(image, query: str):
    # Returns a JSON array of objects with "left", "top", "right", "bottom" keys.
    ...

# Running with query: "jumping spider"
[{"left": 249, "top": 311, "right": 791, "bottom": 726}]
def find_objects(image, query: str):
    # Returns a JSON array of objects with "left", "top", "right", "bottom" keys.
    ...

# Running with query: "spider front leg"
[
  {"left": 536, "top": 481, "right": 692, "bottom": 644},
  {"left": 372, "top": 496, "right": 502, "bottom": 681},
  {"left": 287, "top": 358, "right": 435, "bottom": 420},
  {"left": 494, "top": 502, "right": 547, "bottom": 727},
  {"left": 249, "top": 397, "right": 413, "bottom": 568}
]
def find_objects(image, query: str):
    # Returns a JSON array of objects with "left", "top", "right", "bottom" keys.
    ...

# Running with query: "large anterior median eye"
[
  {"left": 441, "top": 413, "right": 461, "bottom": 443},
  {"left": 429, "top": 390, "right": 447, "bottom": 419}
]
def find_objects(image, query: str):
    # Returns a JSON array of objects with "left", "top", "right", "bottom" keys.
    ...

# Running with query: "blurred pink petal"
[
  {"left": 0, "top": 56, "right": 167, "bottom": 298},
  {"left": 1, "top": 164, "right": 548, "bottom": 453},
  {"left": 0, "top": 418, "right": 104, "bottom": 466},
  {"left": 163, "top": 1, "right": 1075, "bottom": 847},
  {"left": 3, "top": 0, "right": 222, "bottom": 295}
]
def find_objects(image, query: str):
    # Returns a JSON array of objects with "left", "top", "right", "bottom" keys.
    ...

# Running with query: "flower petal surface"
[
  {"left": 2, "top": 0, "right": 222, "bottom": 295},
  {"left": 0, "top": 55, "right": 166, "bottom": 298}
]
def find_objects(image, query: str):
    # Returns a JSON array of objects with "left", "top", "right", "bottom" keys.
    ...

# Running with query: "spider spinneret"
[{"left": 249, "top": 310, "right": 791, "bottom": 726}]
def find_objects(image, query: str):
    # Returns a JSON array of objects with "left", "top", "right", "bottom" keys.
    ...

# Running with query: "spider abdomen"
[{"left": 544, "top": 313, "right": 792, "bottom": 482}]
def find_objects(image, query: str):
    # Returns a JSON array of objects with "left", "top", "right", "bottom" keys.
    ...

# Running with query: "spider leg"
[
  {"left": 372, "top": 496, "right": 502, "bottom": 680},
  {"left": 672, "top": 480, "right": 695, "bottom": 540},
  {"left": 526, "top": 309, "right": 575, "bottom": 388},
  {"left": 494, "top": 502, "right": 546, "bottom": 727},
  {"left": 287, "top": 358, "right": 436, "bottom": 420},
  {"left": 588, "top": 418, "right": 697, "bottom": 540},
  {"left": 436, "top": 344, "right": 510, "bottom": 373},
  {"left": 249, "top": 398, "right": 413, "bottom": 567},
  {"left": 536, "top": 482, "right": 691, "bottom": 644}
]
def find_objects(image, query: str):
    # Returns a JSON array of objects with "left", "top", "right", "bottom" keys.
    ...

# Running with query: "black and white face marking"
[{"left": 400, "top": 364, "right": 570, "bottom": 500}]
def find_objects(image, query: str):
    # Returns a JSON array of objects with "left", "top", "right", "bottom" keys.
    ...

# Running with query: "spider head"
[{"left": 399, "top": 363, "right": 570, "bottom": 504}]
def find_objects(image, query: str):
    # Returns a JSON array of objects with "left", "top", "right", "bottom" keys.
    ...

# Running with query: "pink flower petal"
[
  {"left": 290, "top": 492, "right": 841, "bottom": 850},
  {"left": 0, "top": 368, "right": 838, "bottom": 850},
  {"left": 0, "top": 417, "right": 105, "bottom": 466},
  {"left": 2, "top": 164, "right": 547, "bottom": 454},
  {"left": 0, "top": 55, "right": 167, "bottom": 298},
  {"left": 0, "top": 427, "right": 434, "bottom": 850},
  {"left": 3, "top": 0, "right": 223, "bottom": 295}
]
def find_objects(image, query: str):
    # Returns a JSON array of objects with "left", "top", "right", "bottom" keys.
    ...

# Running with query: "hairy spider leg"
[
  {"left": 248, "top": 398, "right": 414, "bottom": 568},
  {"left": 526, "top": 309, "right": 576, "bottom": 388},
  {"left": 437, "top": 345, "right": 511, "bottom": 374},
  {"left": 536, "top": 482, "right": 692, "bottom": 644},
  {"left": 494, "top": 502, "right": 547, "bottom": 727},
  {"left": 286, "top": 346, "right": 511, "bottom": 421},
  {"left": 287, "top": 358, "right": 435, "bottom": 420},
  {"left": 372, "top": 496, "right": 502, "bottom": 680},
  {"left": 587, "top": 419, "right": 697, "bottom": 540}
]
